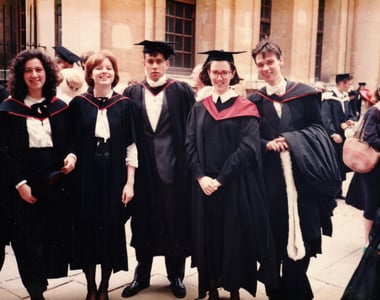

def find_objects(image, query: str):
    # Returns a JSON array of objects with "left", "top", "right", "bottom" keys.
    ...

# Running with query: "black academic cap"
[
  {"left": 135, "top": 40, "right": 176, "bottom": 59},
  {"left": 198, "top": 50, "right": 246, "bottom": 64},
  {"left": 335, "top": 73, "right": 353, "bottom": 84},
  {"left": 53, "top": 46, "right": 81, "bottom": 64},
  {"left": 358, "top": 82, "right": 367, "bottom": 86}
]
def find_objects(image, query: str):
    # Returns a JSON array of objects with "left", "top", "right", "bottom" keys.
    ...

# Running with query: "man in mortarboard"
[
  {"left": 321, "top": 72, "right": 356, "bottom": 199},
  {"left": 53, "top": 46, "right": 81, "bottom": 71},
  {"left": 121, "top": 40, "right": 195, "bottom": 298},
  {"left": 248, "top": 38, "right": 339, "bottom": 300}
]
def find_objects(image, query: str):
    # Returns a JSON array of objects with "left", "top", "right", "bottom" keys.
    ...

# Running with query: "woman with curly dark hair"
[{"left": 0, "top": 48, "right": 76, "bottom": 300}]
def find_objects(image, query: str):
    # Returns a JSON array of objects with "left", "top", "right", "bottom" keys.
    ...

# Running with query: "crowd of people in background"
[{"left": 0, "top": 37, "right": 379, "bottom": 300}]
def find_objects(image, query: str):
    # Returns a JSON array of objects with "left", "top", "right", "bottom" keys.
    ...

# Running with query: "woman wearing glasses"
[{"left": 185, "top": 50, "right": 276, "bottom": 300}]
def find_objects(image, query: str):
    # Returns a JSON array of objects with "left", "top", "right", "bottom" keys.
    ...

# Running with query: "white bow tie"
[{"left": 267, "top": 83, "right": 286, "bottom": 96}]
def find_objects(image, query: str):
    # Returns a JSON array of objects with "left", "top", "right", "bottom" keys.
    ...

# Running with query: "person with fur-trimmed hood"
[{"left": 248, "top": 38, "right": 339, "bottom": 300}]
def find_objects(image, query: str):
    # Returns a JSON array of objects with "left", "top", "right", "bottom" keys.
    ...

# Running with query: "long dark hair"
[
  {"left": 199, "top": 60, "right": 241, "bottom": 86},
  {"left": 7, "top": 48, "right": 59, "bottom": 101}
]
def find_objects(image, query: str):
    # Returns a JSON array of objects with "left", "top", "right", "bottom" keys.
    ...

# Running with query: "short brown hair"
[
  {"left": 85, "top": 50, "right": 120, "bottom": 88},
  {"left": 251, "top": 38, "right": 282, "bottom": 63}
]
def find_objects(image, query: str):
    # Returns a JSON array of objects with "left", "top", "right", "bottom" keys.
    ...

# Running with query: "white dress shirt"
[
  {"left": 144, "top": 75, "right": 168, "bottom": 131},
  {"left": 94, "top": 90, "right": 138, "bottom": 168},
  {"left": 24, "top": 96, "right": 53, "bottom": 148},
  {"left": 266, "top": 79, "right": 287, "bottom": 118}
]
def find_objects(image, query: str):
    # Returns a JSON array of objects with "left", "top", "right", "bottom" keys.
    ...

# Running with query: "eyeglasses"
[{"left": 210, "top": 70, "right": 232, "bottom": 79}]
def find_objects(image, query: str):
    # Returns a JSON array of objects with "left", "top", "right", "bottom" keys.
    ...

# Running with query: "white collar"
[
  {"left": 147, "top": 74, "right": 168, "bottom": 87},
  {"left": 332, "top": 87, "right": 348, "bottom": 99},
  {"left": 24, "top": 95, "right": 46, "bottom": 107},
  {"left": 94, "top": 90, "right": 113, "bottom": 99},
  {"left": 212, "top": 88, "right": 238, "bottom": 103},
  {"left": 266, "top": 79, "right": 287, "bottom": 96}
]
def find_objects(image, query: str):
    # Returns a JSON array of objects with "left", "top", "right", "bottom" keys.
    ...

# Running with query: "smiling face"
[
  {"left": 254, "top": 52, "right": 284, "bottom": 86},
  {"left": 143, "top": 53, "right": 169, "bottom": 82},
  {"left": 208, "top": 60, "right": 235, "bottom": 95},
  {"left": 23, "top": 58, "right": 46, "bottom": 96},
  {"left": 91, "top": 58, "right": 115, "bottom": 88}
]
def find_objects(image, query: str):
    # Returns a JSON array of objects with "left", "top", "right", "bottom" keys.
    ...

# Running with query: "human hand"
[
  {"left": 332, "top": 133, "right": 343, "bottom": 144},
  {"left": 121, "top": 181, "right": 134, "bottom": 206},
  {"left": 18, "top": 183, "right": 37, "bottom": 204},
  {"left": 198, "top": 176, "right": 219, "bottom": 196},
  {"left": 62, "top": 155, "right": 76, "bottom": 175},
  {"left": 266, "top": 136, "right": 289, "bottom": 152}
]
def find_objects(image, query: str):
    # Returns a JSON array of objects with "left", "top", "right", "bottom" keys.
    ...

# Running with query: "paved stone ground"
[{"left": 0, "top": 174, "right": 365, "bottom": 300}]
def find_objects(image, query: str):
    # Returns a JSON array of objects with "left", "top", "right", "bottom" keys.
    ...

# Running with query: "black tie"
[
  {"left": 216, "top": 96, "right": 222, "bottom": 105},
  {"left": 97, "top": 97, "right": 108, "bottom": 108},
  {"left": 30, "top": 100, "right": 49, "bottom": 117}
]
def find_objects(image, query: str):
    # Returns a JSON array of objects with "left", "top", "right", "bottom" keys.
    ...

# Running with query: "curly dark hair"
[
  {"left": 199, "top": 60, "right": 241, "bottom": 86},
  {"left": 7, "top": 48, "right": 59, "bottom": 101}
]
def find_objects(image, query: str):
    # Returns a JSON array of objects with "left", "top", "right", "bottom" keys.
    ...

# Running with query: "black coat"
[
  {"left": 185, "top": 96, "right": 277, "bottom": 297},
  {"left": 69, "top": 92, "right": 135, "bottom": 271},
  {"left": 321, "top": 90, "right": 356, "bottom": 177},
  {"left": 248, "top": 81, "right": 336, "bottom": 256},
  {"left": 123, "top": 79, "right": 194, "bottom": 257},
  {"left": 0, "top": 96, "right": 72, "bottom": 278},
  {"left": 347, "top": 105, "right": 380, "bottom": 219}
]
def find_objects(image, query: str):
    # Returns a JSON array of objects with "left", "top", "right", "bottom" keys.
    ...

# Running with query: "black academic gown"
[
  {"left": 249, "top": 81, "right": 336, "bottom": 256},
  {"left": 321, "top": 90, "right": 355, "bottom": 178},
  {"left": 248, "top": 82, "right": 337, "bottom": 299},
  {"left": 123, "top": 79, "right": 194, "bottom": 261},
  {"left": 0, "top": 96, "right": 72, "bottom": 294},
  {"left": 69, "top": 91, "right": 135, "bottom": 272},
  {"left": 0, "top": 84, "right": 11, "bottom": 269},
  {"left": 185, "top": 95, "right": 277, "bottom": 298}
]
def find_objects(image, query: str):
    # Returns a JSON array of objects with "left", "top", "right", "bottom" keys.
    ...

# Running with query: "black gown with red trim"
[
  {"left": 0, "top": 96, "right": 72, "bottom": 290},
  {"left": 122, "top": 79, "right": 194, "bottom": 259},
  {"left": 185, "top": 95, "right": 277, "bottom": 298},
  {"left": 69, "top": 91, "right": 136, "bottom": 271}
]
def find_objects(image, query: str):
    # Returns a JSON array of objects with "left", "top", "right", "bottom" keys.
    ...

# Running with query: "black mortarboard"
[
  {"left": 335, "top": 73, "right": 353, "bottom": 84},
  {"left": 135, "top": 40, "right": 176, "bottom": 59},
  {"left": 358, "top": 82, "right": 367, "bottom": 86},
  {"left": 27, "top": 158, "right": 65, "bottom": 199},
  {"left": 198, "top": 50, "right": 246, "bottom": 64},
  {"left": 53, "top": 46, "right": 81, "bottom": 64}
]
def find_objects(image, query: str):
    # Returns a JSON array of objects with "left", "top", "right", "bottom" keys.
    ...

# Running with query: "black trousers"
[{"left": 135, "top": 252, "right": 186, "bottom": 282}]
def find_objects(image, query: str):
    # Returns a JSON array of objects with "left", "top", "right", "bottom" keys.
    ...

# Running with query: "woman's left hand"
[{"left": 122, "top": 181, "right": 134, "bottom": 206}]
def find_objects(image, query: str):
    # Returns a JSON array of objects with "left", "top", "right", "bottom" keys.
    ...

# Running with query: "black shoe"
[
  {"left": 121, "top": 279, "right": 149, "bottom": 298},
  {"left": 170, "top": 277, "right": 186, "bottom": 298}
]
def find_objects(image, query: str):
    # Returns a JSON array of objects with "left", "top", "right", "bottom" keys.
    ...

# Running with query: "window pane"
[
  {"left": 184, "top": 20, "right": 192, "bottom": 35},
  {"left": 166, "top": 18, "right": 174, "bottom": 32},
  {"left": 175, "top": 3, "right": 184, "bottom": 17},
  {"left": 175, "top": 19, "right": 183, "bottom": 34},
  {"left": 184, "top": 37, "right": 191, "bottom": 51},
  {"left": 184, "top": 54, "right": 191, "bottom": 68},
  {"left": 184, "top": 6, "right": 192, "bottom": 18}
]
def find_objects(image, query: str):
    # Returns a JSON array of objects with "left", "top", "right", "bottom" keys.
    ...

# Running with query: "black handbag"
[{"left": 341, "top": 209, "right": 380, "bottom": 300}]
